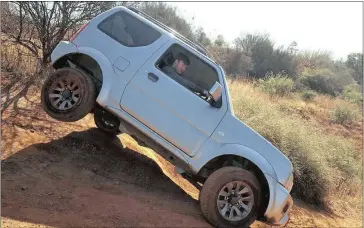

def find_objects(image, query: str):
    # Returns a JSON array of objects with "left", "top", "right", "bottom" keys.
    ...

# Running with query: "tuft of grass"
[
  {"left": 258, "top": 73, "right": 294, "bottom": 97},
  {"left": 1, "top": 38, "right": 40, "bottom": 75},
  {"left": 301, "top": 90, "right": 317, "bottom": 101},
  {"left": 342, "top": 84, "right": 363, "bottom": 105},
  {"left": 228, "top": 78, "right": 362, "bottom": 207},
  {"left": 332, "top": 103, "right": 360, "bottom": 125}
]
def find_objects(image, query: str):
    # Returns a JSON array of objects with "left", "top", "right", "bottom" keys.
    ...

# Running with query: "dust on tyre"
[
  {"left": 199, "top": 167, "right": 262, "bottom": 228},
  {"left": 41, "top": 67, "right": 96, "bottom": 122}
]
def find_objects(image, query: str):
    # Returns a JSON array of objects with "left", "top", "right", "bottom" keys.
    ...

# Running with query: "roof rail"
[{"left": 127, "top": 6, "right": 217, "bottom": 62}]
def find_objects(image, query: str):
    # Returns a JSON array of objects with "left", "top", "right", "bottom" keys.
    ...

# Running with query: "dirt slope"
[{"left": 1, "top": 88, "right": 362, "bottom": 228}]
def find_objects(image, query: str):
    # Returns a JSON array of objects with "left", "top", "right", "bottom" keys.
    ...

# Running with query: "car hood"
[{"left": 214, "top": 113, "right": 293, "bottom": 185}]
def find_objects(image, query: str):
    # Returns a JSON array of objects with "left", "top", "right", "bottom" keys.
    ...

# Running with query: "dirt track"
[
  {"left": 1, "top": 87, "right": 362, "bottom": 228},
  {"left": 2, "top": 128, "right": 215, "bottom": 228}
]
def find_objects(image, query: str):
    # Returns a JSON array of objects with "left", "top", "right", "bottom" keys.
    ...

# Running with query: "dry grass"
[
  {"left": 1, "top": 38, "right": 40, "bottom": 75},
  {"left": 227, "top": 77, "right": 362, "bottom": 210}
]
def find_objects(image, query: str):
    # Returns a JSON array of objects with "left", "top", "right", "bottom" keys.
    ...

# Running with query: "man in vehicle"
[{"left": 162, "top": 53, "right": 210, "bottom": 97}]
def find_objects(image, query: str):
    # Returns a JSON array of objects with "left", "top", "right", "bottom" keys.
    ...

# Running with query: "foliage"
[
  {"left": 243, "top": 33, "right": 274, "bottom": 78},
  {"left": 295, "top": 50, "right": 335, "bottom": 71},
  {"left": 1, "top": 1, "right": 118, "bottom": 66},
  {"left": 332, "top": 103, "right": 360, "bottom": 125},
  {"left": 229, "top": 80, "right": 361, "bottom": 206},
  {"left": 342, "top": 84, "right": 363, "bottom": 105},
  {"left": 195, "top": 27, "right": 211, "bottom": 47},
  {"left": 300, "top": 68, "right": 340, "bottom": 96},
  {"left": 234, "top": 33, "right": 297, "bottom": 78},
  {"left": 268, "top": 46, "right": 298, "bottom": 77},
  {"left": 140, "top": 2, "right": 196, "bottom": 42},
  {"left": 346, "top": 53, "right": 363, "bottom": 85},
  {"left": 214, "top": 35, "right": 226, "bottom": 47},
  {"left": 210, "top": 46, "right": 252, "bottom": 76},
  {"left": 258, "top": 73, "right": 295, "bottom": 96},
  {"left": 301, "top": 90, "right": 317, "bottom": 101}
]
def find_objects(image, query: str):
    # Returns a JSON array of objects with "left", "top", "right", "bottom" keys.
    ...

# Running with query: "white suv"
[{"left": 41, "top": 6, "right": 294, "bottom": 228}]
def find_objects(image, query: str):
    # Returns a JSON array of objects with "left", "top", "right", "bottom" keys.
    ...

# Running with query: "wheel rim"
[
  {"left": 101, "top": 116, "right": 117, "bottom": 128},
  {"left": 97, "top": 109, "right": 118, "bottom": 129},
  {"left": 48, "top": 73, "right": 81, "bottom": 111},
  {"left": 217, "top": 181, "right": 254, "bottom": 222}
]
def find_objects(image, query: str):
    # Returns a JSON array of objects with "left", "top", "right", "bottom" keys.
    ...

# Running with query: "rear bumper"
[
  {"left": 50, "top": 41, "right": 78, "bottom": 65},
  {"left": 263, "top": 174, "right": 293, "bottom": 227}
]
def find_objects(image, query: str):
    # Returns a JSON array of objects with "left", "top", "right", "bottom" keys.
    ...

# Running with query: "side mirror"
[{"left": 208, "top": 81, "right": 222, "bottom": 103}]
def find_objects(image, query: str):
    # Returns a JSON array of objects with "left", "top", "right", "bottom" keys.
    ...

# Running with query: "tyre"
[
  {"left": 199, "top": 167, "right": 261, "bottom": 228},
  {"left": 94, "top": 107, "right": 120, "bottom": 135},
  {"left": 41, "top": 67, "right": 96, "bottom": 122}
]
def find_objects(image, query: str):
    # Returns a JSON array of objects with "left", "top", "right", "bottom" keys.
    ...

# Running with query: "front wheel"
[
  {"left": 41, "top": 67, "right": 96, "bottom": 122},
  {"left": 199, "top": 167, "right": 261, "bottom": 228}
]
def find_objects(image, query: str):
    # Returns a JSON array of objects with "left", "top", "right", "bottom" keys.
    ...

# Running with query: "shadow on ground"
[{"left": 1, "top": 128, "right": 211, "bottom": 228}]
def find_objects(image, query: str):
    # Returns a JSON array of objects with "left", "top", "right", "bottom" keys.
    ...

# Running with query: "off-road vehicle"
[{"left": 42, "top": 6, "right": 294, "bottom": 227}]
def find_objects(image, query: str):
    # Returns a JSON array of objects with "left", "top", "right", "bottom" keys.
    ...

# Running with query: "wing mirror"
[{"left": 208, "top": 81, "right": 222, "bottom": 107}]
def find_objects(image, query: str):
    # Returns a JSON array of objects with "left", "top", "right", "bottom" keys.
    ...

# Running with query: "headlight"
[{"left": 284, "top": 173, "right": 294, "bottom": 192}]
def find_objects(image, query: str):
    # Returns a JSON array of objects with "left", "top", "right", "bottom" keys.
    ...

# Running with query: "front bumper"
[{"left": 263, "top": 174, "right": 293, "bottom": 227}]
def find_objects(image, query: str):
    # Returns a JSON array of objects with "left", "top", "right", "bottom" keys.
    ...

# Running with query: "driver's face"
[{"left": 175, "top": 59, "right": 188, "bottom": 75}]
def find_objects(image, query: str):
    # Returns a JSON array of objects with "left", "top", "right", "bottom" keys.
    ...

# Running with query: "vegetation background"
[{"left": 1, "top": 1, "right": 362, "bottom": 225}]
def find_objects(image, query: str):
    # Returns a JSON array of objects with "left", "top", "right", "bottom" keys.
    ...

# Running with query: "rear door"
[
  {"left": 120, "top": 41, "right": 228, "bottom": 157},
  {"left": 73, "top": 8, "right": 169, "bottom": 106}
]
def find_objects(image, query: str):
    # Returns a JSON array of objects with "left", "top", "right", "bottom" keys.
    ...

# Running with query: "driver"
[{"left": 162, "top": 53, "right": 209, "bottom": 97}]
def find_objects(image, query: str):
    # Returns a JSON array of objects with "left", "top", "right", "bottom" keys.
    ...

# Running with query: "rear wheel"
[
  {"left": 41, "top": 67, "right": 96, "bottom": 122},
  {"left": 199, "top": 167, "right": 261, "bottom": 228},
  {"left": 94, "top": 107, "right": 120, "bottom": 135}
]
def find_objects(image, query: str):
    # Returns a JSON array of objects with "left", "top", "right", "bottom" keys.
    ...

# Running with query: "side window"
[
  {"left": 98, "top": 11, "right": 162, "bottom": 47},
  {"left": 155, "top": 44, "right": 222, "bottom": 106}
]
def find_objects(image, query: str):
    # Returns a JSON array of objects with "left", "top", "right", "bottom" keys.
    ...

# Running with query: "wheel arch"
[
  {"left": 192, "top": 144, "right": 277, "bottom": 219},
  {"left": 51, "top": 47, "right": 115, "bottom": 108}
]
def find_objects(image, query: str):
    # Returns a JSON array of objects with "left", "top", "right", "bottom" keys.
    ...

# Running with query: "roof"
[{"left": 126, "top": 7, "right": 219, "bottom": 64}]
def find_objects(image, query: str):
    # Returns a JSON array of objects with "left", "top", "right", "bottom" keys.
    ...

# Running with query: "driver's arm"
[
  {"left": 162, "top": 66, "right": 208, "bottom": 96},
  {"left": 176, "top": 75, "right": 207, "bottom": 95}
]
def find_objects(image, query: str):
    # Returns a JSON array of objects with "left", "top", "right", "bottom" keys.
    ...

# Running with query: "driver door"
[{"left": 120, "top": 41, "right": 227, "bottom": 157}]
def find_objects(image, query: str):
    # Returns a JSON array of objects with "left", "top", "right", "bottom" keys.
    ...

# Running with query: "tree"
[
  {"left": 214, "top": 35, "right": 226, "bottom": 47},
  {"left": 139, "top": 2, "right": 196, "bottom": 42},
  {"left": 288, "top": 41, "right": 298, "bottom": 55},
  {"left": 346, "top": 53, "right": 363, "bottom": 85},
  {"left": 195, "top": 27, "right": 211, "bottom": 47},
  {"left": 269, "top": 46, "right": 298, "bottom": 77},
  {"left": 234, "top": 33, "right": 274, "bottom": 78},
  {"left": 1, "top": 1, "right": 118, "bottom": 67}
]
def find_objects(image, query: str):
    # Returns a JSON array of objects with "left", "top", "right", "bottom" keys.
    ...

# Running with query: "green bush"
[
  {"left": 300, "top": 68, "right": 340, "bottom": 96},
  {"left": 343, "top": 84, "right": 363, "bottom": 105},
  {"left": 332, "top": 104, "right": 359, "bottom": 125},
  {"left": 302, "top": 90, "right": 317, "bottom": 101},
  {"left": 259, "top": 73, "right": 294, "bottom": 96}
]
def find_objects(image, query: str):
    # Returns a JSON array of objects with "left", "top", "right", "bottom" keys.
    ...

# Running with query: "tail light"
[{"left": 70, "top": 22, "right": 89, "bottom": 42}]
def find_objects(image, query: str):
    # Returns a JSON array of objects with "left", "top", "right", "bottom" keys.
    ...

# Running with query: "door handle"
[{"left": 147, "top": 72, "right": 159, "bottom": 82}]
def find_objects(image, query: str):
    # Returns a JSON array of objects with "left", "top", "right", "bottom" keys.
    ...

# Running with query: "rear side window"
[{"left": 98, "top": 11, "right": 162, "bottom": 47}]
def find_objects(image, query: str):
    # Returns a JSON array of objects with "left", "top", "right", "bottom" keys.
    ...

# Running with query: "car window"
[
  {"left": 155, "top": 43, "right": 222, "bottom": 106},
  {"left": 98, "top": 11, "right": 162, "bottom": 47}
]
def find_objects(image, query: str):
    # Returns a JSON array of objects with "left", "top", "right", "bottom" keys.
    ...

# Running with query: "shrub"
[
  {"left": 302, "top": 90, "right": 317, "bottom": 101},
  {"left": 228, "top": 79, "right": 361, "bottom": 207},
  {"left": 299, "top": 67, "right": 356, "bottom": 96},
  {"left": 332, "top": 104, "right": 359, "bottom": 125},
  {"left": 258, "top": 73, "right": 294, "bottom": 96},
  {"left": 343, "top": 84, "right": 363, "bottom": 105},
  {"left": 300, "top": 68, "right": 339, "bottom": 96}
]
